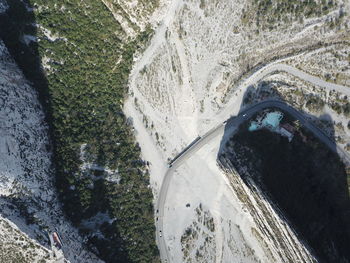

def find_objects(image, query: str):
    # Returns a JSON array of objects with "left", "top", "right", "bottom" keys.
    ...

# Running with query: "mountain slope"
[{"left": 0, "top": 38, "right": 101, "bottom": 262}]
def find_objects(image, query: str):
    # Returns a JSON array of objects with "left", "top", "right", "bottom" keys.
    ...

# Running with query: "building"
[
  {"left": 280, "top": 127, "right": 294, "bottom": 142},
  {"left": 281, "top": 123, "right": 296, "bottom": 133},
  {"left": 280, "top": 123, "right": 295, "bottom": 142}
]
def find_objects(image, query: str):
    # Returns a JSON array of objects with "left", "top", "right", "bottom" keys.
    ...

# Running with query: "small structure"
[
  {"left": 249, "top": 111, "right": 284, "bottom": 132},
  {"left": 280, "top": 123, "right": 295, "bottom": 142},
  {"left": 48, "top": 231, "right": 65, "bottom": 263},
  {"left": 280, "top": 127, "right": 294, "bottom": 142},
  {"left": 249, "top": 111, "right": 299, "bottom": 142},
  {"left": 52, "top": 232, "right": 62, "bottom": 249},
  {"left": 281, "top": 123, "right": 296, "bottom": 133}
]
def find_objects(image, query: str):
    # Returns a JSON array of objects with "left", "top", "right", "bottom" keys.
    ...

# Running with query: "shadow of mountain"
[
  {"left": 0, "top": 0, "right": 69, "bottom": 256},
  {"left": 0, "top": 1, "right": 51, "bottom": 117},
  {"left": 0, "top": 195, "right": 48, "bottom": 242},
  {"left": 218, "top": 81, "right": 350, "bottom": 263},
  {"left": 0, "top": 2, "right": 139, "bottom": 263}
]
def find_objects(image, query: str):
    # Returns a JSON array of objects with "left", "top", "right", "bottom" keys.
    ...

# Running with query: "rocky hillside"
[
  {"left": 0, "top": 39, "right": 101, "bottom": 262},
  {"left": 0, "top": 0, "right": 162, "bottom": 261}
]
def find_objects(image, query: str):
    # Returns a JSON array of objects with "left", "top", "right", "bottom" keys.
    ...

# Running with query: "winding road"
[
  {"left": 284, "top": 64, "right": 350, "bottom": 95},
  {"left": 238, "top": 63, "right": 350, "bottom": 97},
  {"left": 155, "top": 64, "right": 350, "bottom": 263}
]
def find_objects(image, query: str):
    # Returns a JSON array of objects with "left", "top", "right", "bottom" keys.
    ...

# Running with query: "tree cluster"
[
  {"left": 1, "top": 0, "right": 159, "bottom": 262},
  {"left": 243, "top": 0, "right": 336, "bottom": 30}
]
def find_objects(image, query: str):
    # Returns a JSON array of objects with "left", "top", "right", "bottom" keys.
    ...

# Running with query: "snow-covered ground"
[
  {"left": 125, "top": 0, "right": 349, "bottom": 261},
  {"left": 127, "top": 0, "right": 349, "bottom": 164},
  {"left": 163, "top": 134, "right": 315, "bottom": 262},
  {"left": 284, "top": 43, "right": 350, "bottom": 86},
  {"left": 101, "top": 0, "right": 170, "bottom": 38},
  {"left": 0, "top": 40, "right": 102, "bottom": 263},
  {"left": 0, "top": 217, "right": 53, "bottom": 262}
]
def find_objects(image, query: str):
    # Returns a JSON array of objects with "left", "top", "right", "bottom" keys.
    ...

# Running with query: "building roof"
[{"left": 281, "top": 123, "right": 295, "bottom": 134}]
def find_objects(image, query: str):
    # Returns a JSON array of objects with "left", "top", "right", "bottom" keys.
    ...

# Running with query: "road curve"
[
  {"left": 238, "top": 63, "right": 350, "bottom": 97},
  {"left": 155, "top": 62, "right": 350, "bottom": 262},
  {"left": 156, "top": 99, "right": 350, "bottom": 262}
]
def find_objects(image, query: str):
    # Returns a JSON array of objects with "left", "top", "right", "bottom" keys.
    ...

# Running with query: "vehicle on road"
[{"left": 159, "top": 230, "right": 162, "bottom": 237}]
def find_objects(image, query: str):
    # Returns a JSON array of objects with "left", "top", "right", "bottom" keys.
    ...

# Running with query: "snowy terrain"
[
  {"left": 0, "top": 40, "right": 102, "bottom": 262},
  {"left": 102, "top": 0, "right": 170, "bottom": 38},
  {"left": 0, "top": 0, "right": 348, "bottom": 261},
  {"left": 0, "top": 217, "right": 53, "bottom": 262},
  {"left": 163, "top": 135, "right": 316, "bottom": 262},
  {"left": 125, "top": 0, "right": 350, "bottom": 261}
]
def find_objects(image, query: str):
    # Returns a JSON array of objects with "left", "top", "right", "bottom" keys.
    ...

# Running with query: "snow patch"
[
  {"left": 22, "top": 34, "right": 37, "bottom": 45},
  {"left": 79, "top": 143, "right": 120, "bottom": 184},
  {"left": 38, "top": 25, "right": 67, "bottom": 42}
]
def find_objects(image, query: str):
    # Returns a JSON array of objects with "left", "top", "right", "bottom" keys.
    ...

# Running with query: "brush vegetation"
[{"left": 0, "top": 0, "right": 159, "bottom": 262}]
